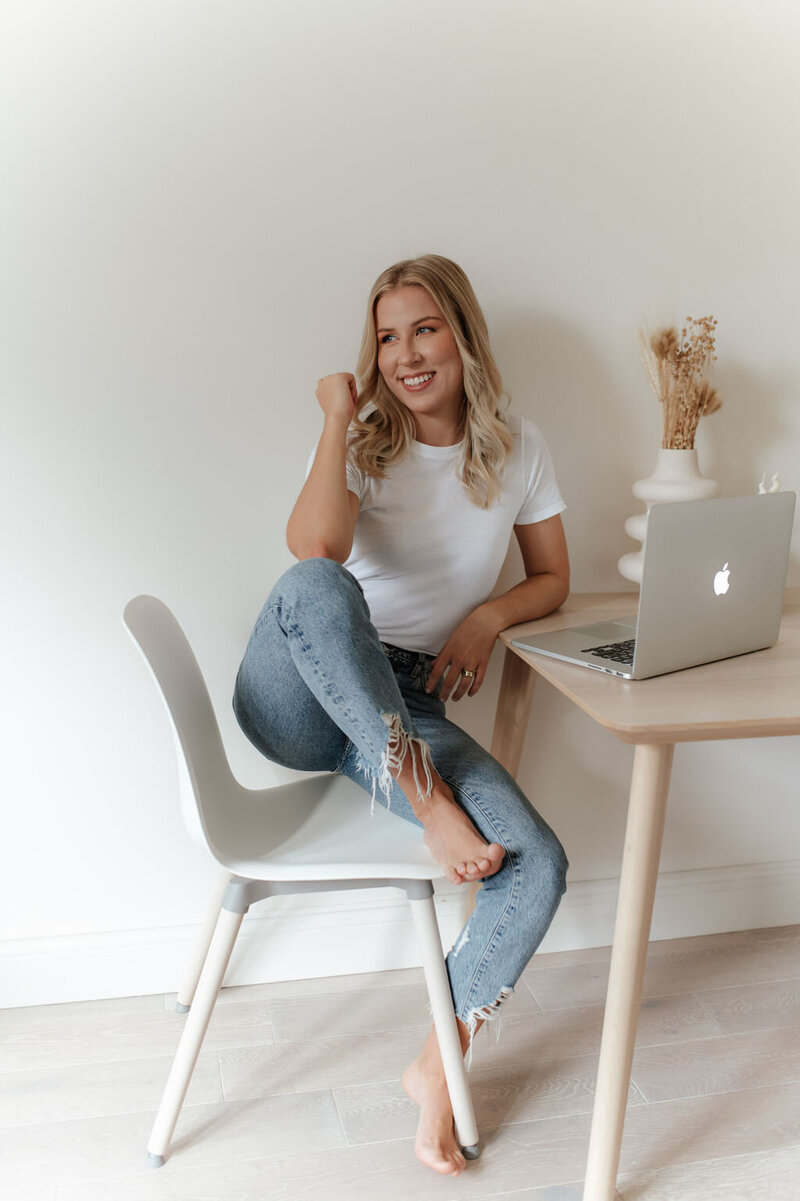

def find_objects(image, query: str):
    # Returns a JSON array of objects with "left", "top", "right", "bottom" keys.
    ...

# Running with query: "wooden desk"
[{"left": 490, "top": 589, "right": 800, "bottom": 1201}]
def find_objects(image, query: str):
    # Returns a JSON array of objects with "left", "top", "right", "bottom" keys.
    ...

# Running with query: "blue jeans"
[{"left": 233, "top": 558, "right": 568, "bottom": 1039}]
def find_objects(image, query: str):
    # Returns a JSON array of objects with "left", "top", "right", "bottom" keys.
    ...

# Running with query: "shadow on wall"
[
  {"left": 705, "top": 360, "right": 794, "bottom": 497},
  {"left": 709, "top": 361, "right": 799, "bottom": 583},
  {"left": 493, "top": 308, "right": 640, "bottom": 592}
]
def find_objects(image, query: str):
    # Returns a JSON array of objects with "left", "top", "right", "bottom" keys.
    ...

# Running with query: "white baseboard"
[
  {"left": 3, "top": 861, "right": 800, "bottom": 1008},
  {"left": 537, "top": 858, "right": 800, "bottom": 952}
]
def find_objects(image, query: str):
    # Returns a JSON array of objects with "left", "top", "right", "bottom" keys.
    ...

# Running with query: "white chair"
[{"left": 122, "top": 595, "right": 479, "bottom": 1168}]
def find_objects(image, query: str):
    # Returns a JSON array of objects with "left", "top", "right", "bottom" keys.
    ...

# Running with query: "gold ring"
[{"left": 460, "top": 668, "right": 477, "bottom": 678}]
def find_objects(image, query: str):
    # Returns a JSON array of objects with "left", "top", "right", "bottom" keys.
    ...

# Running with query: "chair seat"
[{"left": 207, "top": 772, "right": 441, "bottom": 882}]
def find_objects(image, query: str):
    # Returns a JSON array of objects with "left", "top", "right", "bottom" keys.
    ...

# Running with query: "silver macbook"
[{"left": 511, "top": 492, "right": 796, "bottom": 680}]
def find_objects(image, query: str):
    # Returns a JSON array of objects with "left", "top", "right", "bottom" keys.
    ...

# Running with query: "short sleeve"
[
  {"left": 514, "top": 419, "right": 567, "bottom": 524},
  {"left": 305, "top": 442, "right": 364, "bottom": 501}
]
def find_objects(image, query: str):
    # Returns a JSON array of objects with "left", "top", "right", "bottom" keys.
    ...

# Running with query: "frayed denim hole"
[
  {"left": 354, "top": 714, "right": 435, "bottom": 816},
  {"left": 462, "top": 986, "right": 515, "bottom": 1069}
]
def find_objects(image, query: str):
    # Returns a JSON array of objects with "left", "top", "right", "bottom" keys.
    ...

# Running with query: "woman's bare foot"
[
  {"left": 393, "top": 744, "right": 504, "bottom": 884},
  {"left": 421, "top": 792, "right": 505, "bottom": 885},
  {"left": 402, "top": 1054, "right": 465, "bottom": 1176}
]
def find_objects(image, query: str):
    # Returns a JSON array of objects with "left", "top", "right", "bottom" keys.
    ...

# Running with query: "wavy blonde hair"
[{"left": 349, "top": 254, "right": 512, "bottom": 508}]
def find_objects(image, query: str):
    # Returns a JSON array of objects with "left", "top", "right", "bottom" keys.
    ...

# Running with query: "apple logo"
[{"left": 713, "top": 562, "right": 731, "bottom": 596}]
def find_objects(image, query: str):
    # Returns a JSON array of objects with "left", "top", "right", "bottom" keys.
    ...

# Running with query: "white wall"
[{"left": 2, "top": 0, "right": 799, "bottom": 1005}]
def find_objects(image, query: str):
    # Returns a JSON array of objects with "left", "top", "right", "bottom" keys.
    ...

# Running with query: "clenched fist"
[{"left": 316, "top": 373, "right": 359, "bottom": 424}]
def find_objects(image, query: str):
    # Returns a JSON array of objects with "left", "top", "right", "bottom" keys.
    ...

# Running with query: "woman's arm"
[
  {"left": 286, "top": 374, "right": 361, "bottom": 562},
  {"left": 427, "top": 514, "right": 569, "bottom": 701}
]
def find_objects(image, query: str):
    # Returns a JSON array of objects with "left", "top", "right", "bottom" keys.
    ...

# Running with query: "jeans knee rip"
[
  {"left": 463, "top": 986, "right": 514, "bottom": 1069},
  {"left": 355, "top": 713, "right": 434, "bottom": 814}
]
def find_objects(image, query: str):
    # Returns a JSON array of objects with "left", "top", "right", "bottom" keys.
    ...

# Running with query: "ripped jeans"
[{"left": 232, "top": 558, "right": 568, "bottom": 1041}]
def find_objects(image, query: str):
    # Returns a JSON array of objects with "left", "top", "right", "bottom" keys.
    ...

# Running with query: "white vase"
[{"left": 618, "top": 448, "right": 718, "bottom": 585}]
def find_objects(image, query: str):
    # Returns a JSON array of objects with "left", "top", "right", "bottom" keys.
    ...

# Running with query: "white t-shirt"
[{"left": 308, "top": 413, "right": 565, "bottom": 655}]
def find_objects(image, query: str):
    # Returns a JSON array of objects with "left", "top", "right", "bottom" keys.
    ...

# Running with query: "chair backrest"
[{"left": 123, "top": 595, "right": 237, "bottom": 852}]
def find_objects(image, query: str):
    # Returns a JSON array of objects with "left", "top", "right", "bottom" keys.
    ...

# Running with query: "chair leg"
[
  {"left": 408, "top": 895, "right": 479, "bottom": 1157},
  {"left": 175, "top": 869, "right": 235, "bottom": 1012},
  {"left": 146, "top": 905, "right": 244, "bottom": 1168}
]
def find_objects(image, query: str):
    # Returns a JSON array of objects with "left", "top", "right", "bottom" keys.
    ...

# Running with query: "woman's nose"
[{"left": 398, "top": 337, "right": 422, "bottom": 364}]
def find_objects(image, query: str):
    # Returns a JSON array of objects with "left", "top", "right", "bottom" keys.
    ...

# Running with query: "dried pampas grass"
[{"left": 640, "top": 316, "right": 722, "bottom": 449}]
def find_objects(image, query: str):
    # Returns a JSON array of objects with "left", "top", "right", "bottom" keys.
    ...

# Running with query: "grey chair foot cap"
[
  {"left": 175, "top": 1002, "right": 190, "bottom": 1013},
  {"left": 146, "top": 1153, "right": 166, "bottom": 1170},
  {"left": 462, "top": 1144, "right": 480, "bottom": 1160}
]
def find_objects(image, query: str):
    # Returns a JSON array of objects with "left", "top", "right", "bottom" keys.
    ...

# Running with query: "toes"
[{"left": 485, "top": 844, "right": 506, "bottom": 873}]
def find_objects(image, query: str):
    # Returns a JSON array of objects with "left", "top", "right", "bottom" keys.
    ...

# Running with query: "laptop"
[{"left": 511, "top": 492, "right": 796, "bottom": 680}]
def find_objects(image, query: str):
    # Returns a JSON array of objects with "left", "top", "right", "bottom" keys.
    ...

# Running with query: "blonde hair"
[{"left": 349, "top": 254, "right": 513, "bottom": 508}]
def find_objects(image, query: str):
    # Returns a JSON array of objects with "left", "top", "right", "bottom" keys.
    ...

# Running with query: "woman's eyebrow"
[{"left": 376, "top": 315, "right": 442, "bottom": 333}]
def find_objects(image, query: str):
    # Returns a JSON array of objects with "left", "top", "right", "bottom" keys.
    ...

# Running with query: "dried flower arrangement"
[{"left": 640, "top": 316, "right": 723, "bottom": 449}]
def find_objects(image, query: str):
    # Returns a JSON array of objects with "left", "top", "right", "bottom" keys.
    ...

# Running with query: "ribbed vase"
[{"left": 618, "top": 448, "right": 718, "bottom": 585}]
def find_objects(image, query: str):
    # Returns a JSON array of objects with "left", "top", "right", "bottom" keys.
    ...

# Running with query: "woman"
[{"left": 233, "top": 254, "right": 570, "bottom": 1176}]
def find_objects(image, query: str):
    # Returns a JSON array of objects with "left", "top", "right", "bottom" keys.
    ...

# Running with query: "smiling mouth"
[{"left": 400, "top": 372, "right": 436, "bottom": 390}]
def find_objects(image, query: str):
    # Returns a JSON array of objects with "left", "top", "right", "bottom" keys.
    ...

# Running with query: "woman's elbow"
[
  {"left": 286, "top": 535, "right": 351, "bottom": 564},
  {"left": 554, "top": 571, "right": 570, "bottom": 609}
]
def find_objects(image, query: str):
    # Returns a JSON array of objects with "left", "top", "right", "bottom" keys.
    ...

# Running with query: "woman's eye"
[{"left": 378, "top": 327, "right": 435, "bottom": 345}]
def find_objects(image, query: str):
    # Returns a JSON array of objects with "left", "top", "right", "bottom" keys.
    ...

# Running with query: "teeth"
[{"left": 403, "top": 373, "right": 434, "bottom": 386}]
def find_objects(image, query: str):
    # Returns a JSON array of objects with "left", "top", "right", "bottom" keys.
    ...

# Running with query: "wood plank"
[
  {"left": 219, "top": 1028, "right": 430, "bottom": 1099},
  {"left": 524, "top": 932, "right": 800, "bottom": 1011},
  {"left": 0, "top": 1001, "right": 274, "bottom": 1073},
  {"left": 694, "top": 977, "right": 800, "bottom": 1034},
  {"left": 51, "top": 1131, "right": 594, "bottom": 1201},
  {"left": 0, "top": 1051, "right": 221, "bottom": 1127},
  {"left": 267, "top": 981, "right": 540, "bottom": 1043},
  {"left": 331, "top": 1062, "right": 643, "bottom": 1146},
  {"left": 630, "top": 1024, "right": 800, "bottom": 1103},
  {"left": 2, "top": 1092, "right": 344, "bottom": 1190},
  {"left": 53, "top": 1082, "right": 800, "bottom": 1201},
  {"left": 616, "top": 1145, "right": 800, "bottom": 1200}
]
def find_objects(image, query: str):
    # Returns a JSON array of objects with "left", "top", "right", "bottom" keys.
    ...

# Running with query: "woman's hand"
[
  {"left": 316, "top": 373, "right": 358, "bottom": 424},
  {"left": 426, "top": 605, "right": 503, "bottom": 702}
]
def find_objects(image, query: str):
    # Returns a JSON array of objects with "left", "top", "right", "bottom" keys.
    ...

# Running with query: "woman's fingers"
[
  {"left": 426, "top": 650, "right": 447, "bottom": 696},
  {"left": 427, "top": 610, "right": 498, "bottom": 701},
  {"left": 436, "top": 659, "right": 485, "bottom": 702},
  {"left": 450, "top": 662, "right": 485, "bottom": 702}
]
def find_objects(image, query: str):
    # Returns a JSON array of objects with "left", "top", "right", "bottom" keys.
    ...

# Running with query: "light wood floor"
[{"left": 3, "top": 924, "right": 800, "bottom": 1201}]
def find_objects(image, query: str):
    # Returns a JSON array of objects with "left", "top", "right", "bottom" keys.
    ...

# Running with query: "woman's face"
[{"left": 375, "top": 285, "right": 464, "bottom": 438}]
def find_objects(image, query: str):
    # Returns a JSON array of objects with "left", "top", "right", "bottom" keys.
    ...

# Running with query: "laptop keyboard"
[{"left": 582, "top": 638, "right": 636, "bottom": 665}]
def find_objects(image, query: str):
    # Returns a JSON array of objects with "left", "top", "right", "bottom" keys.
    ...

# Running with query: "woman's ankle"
[{"left": 394, "top": 754, "right": 450, "bottom": 818}]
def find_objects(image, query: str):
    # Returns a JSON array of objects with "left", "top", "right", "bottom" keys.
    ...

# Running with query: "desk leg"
[
  {"left": 583, "top": 741, "right": 675, "bottom": 1201},
  {"left": 490, "top": 647, "right": 538, "bottom": 777}
]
